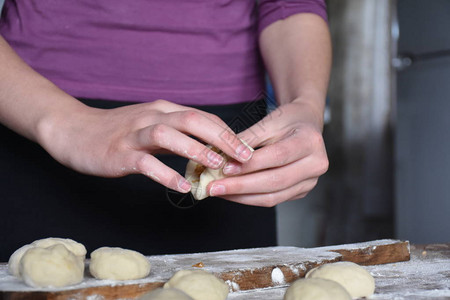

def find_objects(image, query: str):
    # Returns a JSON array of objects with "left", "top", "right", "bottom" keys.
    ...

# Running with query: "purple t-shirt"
[{"left": 0, "top": 0, "right": 327, "bottom": 105}]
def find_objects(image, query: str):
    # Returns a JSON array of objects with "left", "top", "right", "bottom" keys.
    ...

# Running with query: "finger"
[
  {"left": 151, "top": 99, "right": 236, "bottom": 131},
  {"left": 131, "top": 124, "right": 225, "bottom": 169},
  {"left": 144, "top": 102, "right": 254, "bottom": 163},
  {"left": 211, "top": 155, "right": 326, "bottom": 196},
  {"left": 236, "top": 110, "right": 283, "bottom": 148},
  {"left": 151, "top": 99, "right": 231, "bottom": 119},
  {"left": 131, "top": 153, "right": 191, "bottom": 193},
  {"left": 223, "top": 133, "right": 315, "bottom": 175},
  {"left": 236, "top": 123, "right": 268, "bottom": 149},
  {"left": 165, "top": 110, "right": 254, "bottom": 163},
  {"left": 221, "top": 178, "right": 319, "bottom": 207}
]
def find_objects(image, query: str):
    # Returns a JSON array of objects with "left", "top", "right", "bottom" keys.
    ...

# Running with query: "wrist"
[
  {"left": 289, "top": 96, "right": 326, "bottom": 132},
  {"left": 36, "top": 94, "right": 90, "bottom": 155}
]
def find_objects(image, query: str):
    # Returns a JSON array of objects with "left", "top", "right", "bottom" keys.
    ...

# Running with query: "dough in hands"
[
  {"left": 284, "top": 278, "right": 351, "bottom": 300},
  {"left": 185, "top": 141, "right": 254, "bottom": 200},
  {"left": 8, "top": 237, "right": 86, "bottom": 278},
  {"left": 185, "top": 148, "right": 227, "bottom": 200},
  {"left": 19, "top": 244, "right": 84, "bottom": 288},
  {"left": 306, "top": 261, "right": 375, "bottom": 298},
  {"left": 89, "top": 247, "right": 151, "bottom": 280},
  {"left": 163, "top": 269, "right": 229, "bottom": 300},
  {"left": 138, "top": 287, "right": 194, "bottom": 300}
]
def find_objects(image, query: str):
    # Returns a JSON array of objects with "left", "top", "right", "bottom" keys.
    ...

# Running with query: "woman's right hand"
[{"left": 38, "top": 99, "right": 253, "bottom": 193}]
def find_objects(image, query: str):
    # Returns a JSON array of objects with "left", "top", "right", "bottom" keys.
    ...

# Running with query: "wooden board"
[
  {"left": 229, "top": 244, "right": 450, "bottom": 299},
  {"left": 0, "top": 239, "right": 410, "bottom": 300}
]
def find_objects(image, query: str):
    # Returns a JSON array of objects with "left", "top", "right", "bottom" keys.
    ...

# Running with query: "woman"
[{"left": 0, "top": 0, "right": 331, "bottom": 261}]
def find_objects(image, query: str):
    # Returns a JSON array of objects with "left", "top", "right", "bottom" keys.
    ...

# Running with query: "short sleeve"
[{"left": 258, "top": 0, "right": 328, "bottom": 35}]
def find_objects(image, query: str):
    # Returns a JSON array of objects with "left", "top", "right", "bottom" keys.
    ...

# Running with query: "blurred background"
[{"left": 277, "top": 0, "right": 450, "bottom": 247}]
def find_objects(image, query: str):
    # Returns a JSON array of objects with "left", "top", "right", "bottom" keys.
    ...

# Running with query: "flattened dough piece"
[
  {"left": 20, "top": 244, "right": 84, "bottom": 288},
  {"left": 306, "top": 261, "right": 375, "bottom": 298},
  {"left": 138, "top": 287, "right": 194, "bottom": 300},
  {"left": 89, "top": 247, "right": 151, "bottom": 280},
  {"left": 164, "top": 269, "right": 229, "bottom": 300},
  {"left": 284, "top": 278, "right": 351, "bottom": 300}
]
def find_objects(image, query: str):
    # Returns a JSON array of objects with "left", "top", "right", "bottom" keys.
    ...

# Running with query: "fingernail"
[
  {"left": 236, "top": 144, "right": 253, "bottom": 161},
  {"left": 178, "top": 178, "right": 191, "bottom": 193},
  {"left": 223, "top": 163, "right": 241, "bottom": 175},
  {"left": 210, "top": 184, "right": 226, "bottom": 196},
  {"left": 207, "top": 151, "right": 224, "bottom": 168}
]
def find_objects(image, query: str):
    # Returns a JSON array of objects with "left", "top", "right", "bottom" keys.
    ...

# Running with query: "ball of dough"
[
  {"left": 32, "top": 237, "right": 87, "bottom": 259},
  {"left": 138, "top": 288, "right": 194, "bottom": 300},
  {"left": 20, "top": 244, "right": 84, "bottom": 288},
  {"left": 306, "top": 261, "right": 375, "bottom": 298},
  {"left": 89, "top": 247, "right": 151, "bottom": 280},
  {"left": 164, "top": 269, "right": 229, "bottom": 300},
  {"left": 284, "top": 278, "right": 351, "bottom": 300},
  {"left": 8, "top": 237, "right": 86, "bottom": 278},
  {"left": 8, "top": 244, "right": 34, "bottom": 277}
]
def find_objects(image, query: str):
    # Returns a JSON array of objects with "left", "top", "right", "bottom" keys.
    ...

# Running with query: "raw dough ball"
[
  {"left": 185, "top": 141, "right": 253, "bottom": 200},
  {"left": 164, "top": 269, "right": 229, "bottom": 300},
  {"left": 284, "top": 278, "right": 351, "bottom": 300},
  {"left": 8, "top": 237, "right": 86, "bottom": 278},
  {"left": 89, "top": 247, "right": 151, "bottom": 280},
  {"left": 8, "top": 244, "right": 34, "bottom": 277},
  {"left": 138, "top": 288, "right": 194, "bottom": 300},
  {"left": 32, "top": 237, "right": 87, "bottom": 259},
  {"left": 306, "top": 261, "right": 375, "bottom": 298},
  {"left": 20, "top": 244, "right": 84, "bottom": 288}
]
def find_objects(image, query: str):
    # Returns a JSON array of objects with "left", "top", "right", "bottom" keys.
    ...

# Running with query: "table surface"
[
  {"left": 228, "top": 244, "right": 450, "bottom": 300},
  {"left": 1, "top": 243, "right": 449, "bottom": 299}
]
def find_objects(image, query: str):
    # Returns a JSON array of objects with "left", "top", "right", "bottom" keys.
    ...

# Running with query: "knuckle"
[
  {"left": 135, "top": 155, "right": 149, "bottom": 173},
  {"left": 181, "top": 111, "right": 201, "bottom": 128},
  {"left": 262, "top": 194, "right": 279, "bottom": 208},
  {"left": 296, "top": 192, "right": 308, "bottom": 200},
  {"left": 152, "top": 99, "right": 168, "bottom": 107},
  {"left": 305, "top": 179, "right": 319, "bottom": 192},
  {"left": 296, "top": 179, "right": 318, "bottom": 198},
  {"left": 316, "top": 153, "right": 329, "bottom": 175},
  {"left": 148, "top": 123, "right": 167, "bottom": 142},
  {"left": 309, "top": 130, "right": 325, "bottom": 148}
]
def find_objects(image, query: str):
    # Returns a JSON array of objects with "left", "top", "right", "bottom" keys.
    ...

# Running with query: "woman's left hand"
[{"left": 207, "top": 100, "right": 329, "bottom": 207}]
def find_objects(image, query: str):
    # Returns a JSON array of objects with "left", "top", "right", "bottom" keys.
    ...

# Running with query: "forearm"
[
  {"left": 259, "top": 13, "right": 331, "bottom": 129},
  {"left": 0, "top": 35, "right": 86, "bottom": 143}
]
